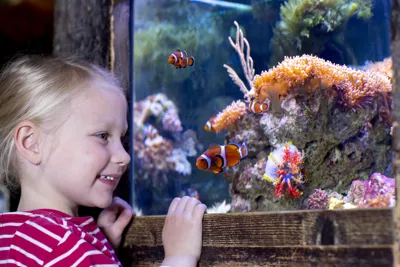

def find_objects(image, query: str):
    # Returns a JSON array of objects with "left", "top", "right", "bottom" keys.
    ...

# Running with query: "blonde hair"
[{"left": 0, "top": 55, "right": 125, "bottom": 189}]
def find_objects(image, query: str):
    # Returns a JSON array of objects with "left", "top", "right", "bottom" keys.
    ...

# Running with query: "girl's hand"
[
  {"left": 97, "top": 197, "right": 134, "bottom": 249},
  {"left": 161, "top": 196, "right": 207, "bottom": 267}
]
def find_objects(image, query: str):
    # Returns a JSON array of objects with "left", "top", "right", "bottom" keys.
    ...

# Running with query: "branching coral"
[
  {"left": 223, "top": 20, "right": 255, "bottom": 98},
  {"left": 249, "top": 55, "right": 392, "bottom": 118},
  {"left": 205, "top": 21, "right": 254, "bottom": 133}
]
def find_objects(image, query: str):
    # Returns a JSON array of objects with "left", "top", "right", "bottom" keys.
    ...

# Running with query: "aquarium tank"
[{"left": 113, "top": 0, "right": 393, "bottom": 215}]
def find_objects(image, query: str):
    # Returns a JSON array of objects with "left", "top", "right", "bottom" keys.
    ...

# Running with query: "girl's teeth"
[{"left": 99, "top": 175, "right": 115, "bottom": 181}]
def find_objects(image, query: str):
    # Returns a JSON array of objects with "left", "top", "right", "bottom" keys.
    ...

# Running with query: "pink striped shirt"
[{"left": 0, "top": 209, "right": 122, "bottom": 266}]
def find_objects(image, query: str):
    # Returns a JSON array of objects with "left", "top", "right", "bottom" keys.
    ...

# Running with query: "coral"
[
  {"left": 217, "top": 22, "right": 392, "bottom": 212},
  {"left": 132, "top": 205, "right": 143, "bottom": 216},
  {"left": 212, "top": 100, "right": 247, "bottom": 133},
  {"left": 134, "top": 131, "right": 174, "bottom": 185},
  {"left": 166, "top": 148, "right": 192, "bottom": 176},
  {"left": 345, "top": 172, "right": 395, "bottom": 208},
  {"left": 305, "top": 189, "right": 329, "bottom": 210},
  {"left": 322, "top": 173, "right": 395, "bottom": 210},
  {"left": 223, "top": 21, "right": 255, "bottom": 97},
  {"left": 263, "top": 142, "right": 304, "bottom": 199},
  {"left": 206, "top": 200, "right": 232, "bottom": 214},
  {"left": 249, "top": 55, "right": 391, "bottom": 113},
  {"left": 162, "top": 109, "right": 182, "bottom": 132},
  {"left": 363, "top": 57, "right": 393, "bottom": 83},
  {"left": 173, "top": 129, "right": 201, "bottom": 157},
  {"left": 133, "top": 93, "right": 201, "bottom": 188},
  {"left": 134, "top": 93, "right": 182, "bottom": 129},
  {"left": 358, "top": 194, "right": 392, "bottom": 208},
  {"left": 269, "top": 0, "right": 372, "bottom": 65}
]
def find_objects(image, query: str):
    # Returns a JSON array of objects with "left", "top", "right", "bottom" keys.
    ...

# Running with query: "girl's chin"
[
  {"left": 96, "top": 197, "right": 113, "bottom": 209},
  {"left": 83, "top": 196, "right": 113, "bottom": 209}
]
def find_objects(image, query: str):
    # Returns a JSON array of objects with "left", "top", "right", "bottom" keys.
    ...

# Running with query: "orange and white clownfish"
[
  {"left": 144, "top": 124, "right": 158, "bottom": 140},
  {"left": 247, "top": 99, "right": 269, "bottom": 114},
  {"left": 168, "top": 49, "right": 195, "bottom": 69},
  {"left": 196, "top": 142, "right": 248, "bottom": 174},
  {"left": 204, "top": 115, "right": 217, "bottom": 132}
]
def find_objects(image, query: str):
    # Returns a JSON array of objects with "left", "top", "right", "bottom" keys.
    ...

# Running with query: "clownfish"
[
  {"left": 144, "top": 124, "right": 158, "bottom": 140},
  {"left": 196, "top": 142, "right": 248, "bottom": 174},
  {"left": 247, "top": 99, "right": 269, "bottom": 114},
  {"left": 168, "top": 49, "right": 195, "bottom": 69},
  {"left": 204, "top": 115, "right": 217, "bottom": 132}
]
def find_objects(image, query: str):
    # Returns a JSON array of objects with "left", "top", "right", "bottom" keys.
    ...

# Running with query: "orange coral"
[
  {"left": 212, "top": 100, "right": 247, "bottom": 133},
  {"left": 364, "top": 57, "right": 392, "bottom": 83},
  {"left": 357, "top": 194, "right": 392, "bottom": 208},
  {"left": 248, "top": 55, "right": 392, "bottom": 109}
]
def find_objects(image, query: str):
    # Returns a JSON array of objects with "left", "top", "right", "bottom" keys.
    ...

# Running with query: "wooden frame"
[
  {"left": 54, "top": 0, "right": 400, "bottom": 266},
  {"left": 119, "top": 208, "right": 393, "bottom": 266}
]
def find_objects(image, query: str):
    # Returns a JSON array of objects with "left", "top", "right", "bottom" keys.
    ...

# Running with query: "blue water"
[{"left": 117, "top": 0, "right": 392, "bottom": 215}]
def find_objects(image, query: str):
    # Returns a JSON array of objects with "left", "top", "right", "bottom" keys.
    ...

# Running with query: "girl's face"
[{"left": 40, "top": 84, "right": 130, "bottom": 210}]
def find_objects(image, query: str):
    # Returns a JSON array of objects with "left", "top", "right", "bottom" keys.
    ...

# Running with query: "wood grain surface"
[{"left": 120, "top": 209, "right": 393, "bottom": 266}]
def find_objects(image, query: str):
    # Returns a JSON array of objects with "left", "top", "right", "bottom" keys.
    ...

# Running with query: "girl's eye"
[{"left": 97, "top": 132, "right": 109, "bottom": 140}]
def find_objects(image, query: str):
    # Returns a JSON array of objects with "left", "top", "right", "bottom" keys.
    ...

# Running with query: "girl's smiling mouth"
[{"left": 97, "top": 174, "right": 120, "bottom": 186}]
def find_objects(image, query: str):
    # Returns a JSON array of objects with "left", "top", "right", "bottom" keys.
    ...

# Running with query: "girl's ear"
[{"left": 14, "top": 120, "right": 41, "bottom": 165}]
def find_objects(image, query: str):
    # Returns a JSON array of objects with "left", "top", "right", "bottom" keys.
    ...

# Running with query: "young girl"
[{"left": 0, "top": 55, "right": 207, "bottom": 267}]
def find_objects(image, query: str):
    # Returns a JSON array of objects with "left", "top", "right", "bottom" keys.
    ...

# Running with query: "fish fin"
[
  {"left": 176, "top": 49, "right": 181, "bottom": 52},
  {"left": 208, "top": 143, "right": 220, "bottom": 149},
  {"left": 241, "top": 142, "right": 249, "bottom": 158},
  {"left": 227, "top": 142, "right": 241, "bottom": 149},
  {"left": 188, "top": 57, "right": 195, "bottom": 66},
  {"left": 212, "top": 168, "right": 223, "bottom": 174},
  {"left": 214, "top": 154, "right": 225, "bottom": 168}
]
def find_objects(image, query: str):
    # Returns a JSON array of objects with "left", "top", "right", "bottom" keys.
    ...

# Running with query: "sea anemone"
[{"left": 263, "top": 142, "right": 304, "bottom": 199}]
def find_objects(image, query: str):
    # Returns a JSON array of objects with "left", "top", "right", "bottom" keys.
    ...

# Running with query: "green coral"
[{"left": 269, "top": 0, "right": 372, "bottom": 66}]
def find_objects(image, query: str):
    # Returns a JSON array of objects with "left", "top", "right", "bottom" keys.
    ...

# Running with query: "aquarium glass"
[{"left": 113, "top": 0, "right": 393, "bottom": 215}]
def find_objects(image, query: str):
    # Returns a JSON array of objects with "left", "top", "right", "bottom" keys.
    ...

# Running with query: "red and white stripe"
[{"left": 0, "top": 209, "right": 121, "bottom": 266}]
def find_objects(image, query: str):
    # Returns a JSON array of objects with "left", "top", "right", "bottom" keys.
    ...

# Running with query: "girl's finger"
[
  {"left": 111, "top": 208, "right": 134, "bottom": 231},
  {"left": 193, "top": 203, "right": 207, "bottom": 221},
  {"left": 183, "top": 197, "right": 200, "bottom": 214},
  {"left": 175, "top": 196, "right": 190, "bottom": 213},
  {"left": 167, "top": 197, "right": 181, "bottom": 214}
]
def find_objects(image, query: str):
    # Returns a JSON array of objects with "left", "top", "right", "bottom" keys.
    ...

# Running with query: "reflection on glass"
[{"left": 114, "top": 0, "right": 393, "bottom": 215}]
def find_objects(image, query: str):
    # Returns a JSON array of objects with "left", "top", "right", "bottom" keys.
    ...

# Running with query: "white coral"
[
  {"left": 206, "top": 200, "right": 231, "bottom": 214},
  {"left": 167, "top": 148, "right": 191, "bottom": 175}
]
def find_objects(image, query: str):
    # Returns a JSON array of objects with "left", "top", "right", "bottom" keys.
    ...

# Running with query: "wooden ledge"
[{"left": 120, "top": 208, "right": 393, "bottom": 266}]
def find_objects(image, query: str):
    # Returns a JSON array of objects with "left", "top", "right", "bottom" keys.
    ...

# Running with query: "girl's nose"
[{"left": 112, "top": 143, "right": 131, "bottom": 166}]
